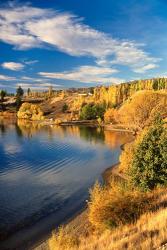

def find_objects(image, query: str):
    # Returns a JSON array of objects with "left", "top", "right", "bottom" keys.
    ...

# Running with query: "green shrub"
[
  {"left": 80, "top": 104, "right": 105, "bottom": 120},
  {"left": 129, "top": 117, "right": 167, "bottom": 191},
  {"left": 62, "top": 103, "right": 68, "bottom": 113}
]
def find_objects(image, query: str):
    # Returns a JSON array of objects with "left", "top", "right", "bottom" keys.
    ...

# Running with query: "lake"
[{"left": 0, "top": 118, "right": 132, "bottom": 250}]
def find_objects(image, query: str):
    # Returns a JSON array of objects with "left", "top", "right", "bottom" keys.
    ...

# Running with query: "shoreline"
[
  {"left": 0, "top": 119, "right": 133, "bottom": 250},
  {"left": 16, "top": 117, "right": 136, "bottom": 134},
  {"left": 33, "top": 138, "right": 132, "bottom": 250},
  {"left": 0, "top": 114, "right": 136, "bottom": 134},
  {"left": 33, "top": 163, "right": 123, "bottom": 250}
]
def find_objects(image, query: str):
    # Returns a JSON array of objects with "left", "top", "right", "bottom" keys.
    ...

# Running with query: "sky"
[{"left": 0, "top": 0, "right": 167, "bottom": 92}]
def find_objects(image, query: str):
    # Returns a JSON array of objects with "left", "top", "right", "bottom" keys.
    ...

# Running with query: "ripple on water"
[{"left": 0, "top": 122, "right": 133, "bottom": 249}]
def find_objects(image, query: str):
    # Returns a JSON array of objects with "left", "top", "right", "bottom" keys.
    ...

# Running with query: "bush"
[
  {"left": 62, "top": 103, "right": 68, "bottom": 113},
  {"left": 16, "top": 86, "right": 24, "bottom": 97},
  {"left": 17, "top": 103, "right": 44, "bottom": 120},
  {"left": 48, "top": 226, "right": 79, "bottom": 250},
  {"left": 119, "top": 142, "right": 135, "bottom": 174},
  {"left": 104, "top": 108, "right": 117, "bottom": 124},
  {"left": 0, "top": 90, "right": 6, "bottom": 102},
  {"left": 88, "top": 181, "right": 151, "bottom": 230},
  {"left": 146, "top": 101, "right": 167, "bottom": 127},
  {"left": 16, "top": 96, "right": 22, "bottom": 111},
  {"left": 129, "top": 117, "right": 167, "bottom": 191},
  {"left": 80, "top": 104, "right": 105, "bottom": 120},
  {"left": 93, "top": 104, "right": 105, "bottom": 119},
  {"left": 118, "top": 91, "right": 167, "bottom": 129}
]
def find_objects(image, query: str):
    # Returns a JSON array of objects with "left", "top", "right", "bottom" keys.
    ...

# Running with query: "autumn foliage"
[
  {"left": 17, "top": 102, "right": 44, "bottom": 120},
  {"left": 104, "top": 108, "right": 118, "bottom": 124},
  {"left": 88, "top": 181, "right": 151, "bottom": 230},
  {"left": 118, "top": 90, "right": 167, "bottom": 129}
]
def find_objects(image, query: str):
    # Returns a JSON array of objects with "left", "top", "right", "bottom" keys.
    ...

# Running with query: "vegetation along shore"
[
  {"left": 1, "top": 1, "right": 167, "bottom": 249},
  {"left": 16, "top": 78, "right": 166, "bottom": 250},
  {"left": 1, "top": 77, "right": 167, "bottom": 250}
]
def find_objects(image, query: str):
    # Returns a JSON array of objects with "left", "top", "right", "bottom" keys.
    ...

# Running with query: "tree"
[
  {"left": 119, "top": 142, "right": 135, "bottom": 173},
  {"left": 16, "top": 86, "right": 24, "bottom": 97},
  {"left": 80, "top": 104, "right": 95, "bottom": 120},
  {"left": 62, "top": 103, "right": 68, "bottom": 113},
  {"left": 16, "top": 96, "right": 22, "bottom": 111},
  {"left": 118, "top": 91, "right": 167, "bottom": 129},
  {"left": 0, "top": 90, "right": 6, "bottom": 102},
  {"left": 17, "top": 102, "right": 44, "bottom": 120},
  {"left": 92, "top": 104, "right": 105, "bottom": 119},
  {"left": 129, "top": 117, "right": 167, "bottom": 191},
  {"left": 88, "top": 181, "right": 150, "bottom": 230},
  {"left": 0, "top": 90, "right": 7, "bottom": 111},
  {"left": 48, "top": 86, "right": 53, "bottom": 97},
  {"left": 16, "top": 86, "right": 24, "bottom": 111},
  {"left": 27, "top": 88, "right": 31, "bottom": 97},
  {"left": 152, "top": 79, "right": 159, "bottom": 90},
  {"left": 104, "top": 108, "right": 117, "bottom": 124},
  {"left": 80, "top": 104, "right": 105, "bottom": 120}
]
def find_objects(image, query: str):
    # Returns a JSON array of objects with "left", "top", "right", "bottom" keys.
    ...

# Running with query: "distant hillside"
[{"left": 93, "top": 77, "right": 167, "bottom": 107}]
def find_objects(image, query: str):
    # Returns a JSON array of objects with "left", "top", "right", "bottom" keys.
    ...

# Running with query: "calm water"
[{"left": 0, "top": 119, "right": 132, "bottom": 249}]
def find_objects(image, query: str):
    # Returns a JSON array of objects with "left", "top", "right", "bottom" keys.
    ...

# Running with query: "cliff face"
[{"left": 93, "top": 78, "right": 167, "bottom": 107}]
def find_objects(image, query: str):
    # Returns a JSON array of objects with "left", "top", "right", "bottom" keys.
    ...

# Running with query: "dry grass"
[
  {"left": 76, "top": 207, "right": 167, "bottom": 250},
  {"left": 88, "top": 181, "right": 152, "bottom": 230},
  {"left": 48, "top": 189, "right": 167, "bottom": 250}
]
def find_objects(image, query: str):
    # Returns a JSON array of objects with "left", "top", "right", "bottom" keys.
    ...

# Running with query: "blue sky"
[{"left": 0, "top": 0, "right": 167, "bottom": 92}]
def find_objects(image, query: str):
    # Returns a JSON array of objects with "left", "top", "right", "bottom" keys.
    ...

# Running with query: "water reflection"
[{"left": 0, "top": 119, "right": 133, "bottom": 249}]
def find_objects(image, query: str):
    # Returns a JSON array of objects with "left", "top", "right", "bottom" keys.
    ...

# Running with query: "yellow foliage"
[
  {"left": 48, "top": 188, "right": 167, "bottom": 250},
  {"left": 81, "top": 206, "right": 167, "bottom": 250},
  {"left": 17, "top": 102, "right": 44, "bottom": 120},
  {"left": 48, "top": 226, "right": 79, "bottom": 250},
  {"left": 88, "top": 181, "right": 151, "bottom": 230},
  {"left": 119, "top": 142, "right": 135, "bottom": 174},
  {"left": 119, "top": 127, "right": 150, "bottom": 174},
  {"left": 104, "top": 108, "right": 117, "bottom": 124},
  {"left": 118, "top": 90, "right": 167, "bottom": 129},
  {"left": 71, "top": 96, "right": 86, "bottom": 112}
]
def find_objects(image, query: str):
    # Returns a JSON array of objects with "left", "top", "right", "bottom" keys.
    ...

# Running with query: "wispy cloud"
[
  {"left": 16, "top": 82, "right": 61, "bottom": 90},
  {"left": 0, "top": 3, "right": 160, "bottom": 74},
  {"left": 39, "top": 65, "right": 124, "bottom": 84},
  {"left": 0, "top": 74, "right": 16, "bottom": 81},
  {"left": 2, "top": 62, "right": 25, "bottom": 71},
  {"left": 20, "top": 76, "right": 44, "bottom": 82},
  {"left": 133, "top": 63, "right": 159, "bottom": 73},
  {"left": 23, "top": 60, "right": 39, "bottom": 65}
]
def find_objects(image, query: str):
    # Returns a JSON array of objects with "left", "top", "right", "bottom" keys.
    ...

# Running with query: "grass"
[
  {"left": 47, "top": 188, "right": 167, "bottom": 250},
  {"left": 75, "top": 206, "right": 167, "bottom": 250}
]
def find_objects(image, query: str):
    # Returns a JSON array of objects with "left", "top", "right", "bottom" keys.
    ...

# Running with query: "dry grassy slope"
[
  {"left": 74, "top": 208, "right": 167, "bottom": 250},
  {"left": 40, "top": 96, "right": 74, "bottom": 119},
  {"left": 47, "top": 189, "right": 167, "bottom": 250}
]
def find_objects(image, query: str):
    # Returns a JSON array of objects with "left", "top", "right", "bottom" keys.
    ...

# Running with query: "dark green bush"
[
  {"left": 80, "top": 104, "right": 105, "bottom": 120},
  {"left": 129, "top": 117, "right": 167, "bottom": 191}
]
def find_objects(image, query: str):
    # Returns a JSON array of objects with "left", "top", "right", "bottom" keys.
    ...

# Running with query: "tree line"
[{"left": 93, "top": 77, "right": 167, "bottom": 107}]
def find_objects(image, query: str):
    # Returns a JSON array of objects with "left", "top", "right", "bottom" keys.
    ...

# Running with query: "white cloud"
[
  {"left": 0, "top": 5, "right": 48, "bottom": 49},
  {"left": 20, "top": 76, "right": 44, "bottom": 82},
  {"left": 24, "top": 60, "right": 39, "bottom": 65},
  {"left": 0, "top": 4, "right": 160, "bottom": 73},
  {"left": 133, "top": 63, "right": 159, "bottom": 73},
  {"left": 2, "top": 62, "right": 25, "bottom": 71},
  {"left": 16, "top": 82, "right": 61, "bottom": 90},
  {"left": 39, "top": 65, "right": 124, "bottom": 84},
  {"left": 0, "top": 74, "right": 16, "bottom": 81}
]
